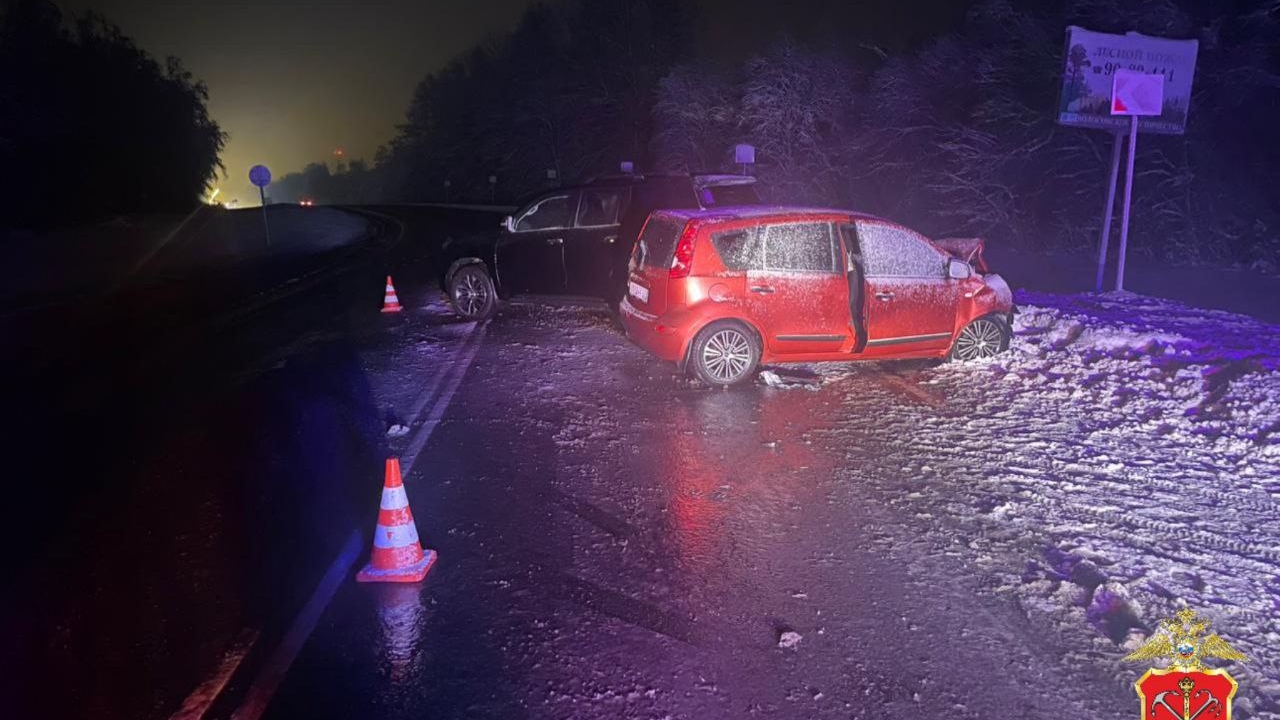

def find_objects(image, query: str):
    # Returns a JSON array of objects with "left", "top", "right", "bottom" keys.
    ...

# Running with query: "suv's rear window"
[
  {"left": 637, "top": 214, "right": 687, "bottom": 270},
  {"left": 700, "top": 183, "right": 759, "bottom": 207},
  {"left": 632, "top": 179, "right": 700, "bottom": 214}
]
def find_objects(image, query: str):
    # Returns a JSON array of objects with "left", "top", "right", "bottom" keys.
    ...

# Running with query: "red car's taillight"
[{"left": 669, "top": 223, "right": 697, "bottom": 279}]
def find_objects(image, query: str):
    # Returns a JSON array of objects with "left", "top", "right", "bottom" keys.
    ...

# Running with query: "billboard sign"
[{"left": 1057, "top": 26, "right": 1198, "bottom": 134}]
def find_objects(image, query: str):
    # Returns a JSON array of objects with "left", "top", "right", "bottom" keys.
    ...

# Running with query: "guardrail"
[{"left": 408, "top": 202, "right": 518, "bottom": 213}]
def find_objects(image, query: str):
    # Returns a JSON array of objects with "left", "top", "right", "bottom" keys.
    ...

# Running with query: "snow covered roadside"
[{"left": 821, "top": 291, "right": 1279, "bottom": 716}]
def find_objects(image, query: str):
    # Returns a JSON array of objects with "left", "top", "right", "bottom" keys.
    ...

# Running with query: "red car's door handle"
[
  {"left": 750, "top": 285, "right": 775, "bottom": 294},
  {"left": 875, "top": 291, "right": 895, "bottom": 301}
]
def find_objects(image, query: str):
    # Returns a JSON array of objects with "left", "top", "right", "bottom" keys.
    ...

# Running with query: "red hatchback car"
[{"left": 619, "top": 207, "right": 1014, "bottom": 386}]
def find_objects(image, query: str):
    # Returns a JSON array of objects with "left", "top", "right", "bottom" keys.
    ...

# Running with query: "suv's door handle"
[
  {"left": 604, "top": 235, "right": 617, "bottom": 244},
  {"left": 546, "top": 237, "right": 563, "bottom": 245},
  {"left": 875, "top": 291, "right": 895, "bottom": 301},
  {"left": 750, "top": 285, "right": 775, "bottom": 294}
]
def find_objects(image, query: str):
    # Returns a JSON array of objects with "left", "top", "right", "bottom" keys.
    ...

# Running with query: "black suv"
[{"left": 440, "top": 173, "right": 759, "bottom": 320}]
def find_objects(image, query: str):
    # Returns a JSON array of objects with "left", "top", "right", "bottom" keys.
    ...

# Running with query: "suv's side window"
[
  {"left": 514, "top": 193, "right": 577, "bottom": 232},
  {"left": 576, "top": 188, "right": 626, "bottom": 227},
  {"left": 763, "top": 222, "right": 840, "bottom": 274},
  {"left": 711, "top": 228, "right": 762, "bottom": 271},
  {"left": 855, "top": 221, "right": 946, "bottom": 278}
]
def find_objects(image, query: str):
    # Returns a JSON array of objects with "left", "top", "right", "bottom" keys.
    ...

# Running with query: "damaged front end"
[{"left": 936, "top": 236, "right": 1016, "bottom": 319}]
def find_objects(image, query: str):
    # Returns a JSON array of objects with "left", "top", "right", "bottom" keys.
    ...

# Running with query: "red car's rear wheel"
[{"left": 689, "top": 320, "right": 760, "bottom": 387}]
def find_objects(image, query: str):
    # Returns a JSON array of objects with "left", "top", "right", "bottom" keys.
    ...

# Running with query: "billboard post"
[
  {"left": 1110, "top": 70, "right": 1164, "bottom": 292},
  {"left": 1095, "top": 133, "right": 1123, "bottom": 292},
  {"left": 1057, "top": 27, "right": 1198, "bottom": 292}
]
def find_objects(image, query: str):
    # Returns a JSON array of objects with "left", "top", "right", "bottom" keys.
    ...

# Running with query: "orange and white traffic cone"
[
  {"left": 381, "top": 276, "right": 404, "bottom": 313},
  {"left": 356, "top": 458, "right": 436, "bottom": 583}
]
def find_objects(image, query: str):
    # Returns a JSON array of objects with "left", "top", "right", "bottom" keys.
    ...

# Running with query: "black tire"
[
  {"left": 447, "top": 265, "right": 496, "bottom": 320},
  {"left": 949, "top": 315, "right": 1011, "bottom": 361},
  {"left": 688, "top": 320, "right": 761, "bottom": 387}
]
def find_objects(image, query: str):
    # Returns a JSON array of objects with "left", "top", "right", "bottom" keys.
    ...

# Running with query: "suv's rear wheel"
[
  {"left": 448, "top": 265, "right": 496, "bottom": 320},
  {"left": 950, "top": 315, "right": 1010, "bottom": 361},
  {"left": 689, "top": 320, "right": 760, "bottom": 387}
]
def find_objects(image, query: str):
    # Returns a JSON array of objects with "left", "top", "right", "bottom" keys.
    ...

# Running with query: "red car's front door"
[
  {"left": 853, "top": 221, "right": 958, "bottom": 355},
  {"left": 746, "top": 221, "right": 852, "bottom": 355}
]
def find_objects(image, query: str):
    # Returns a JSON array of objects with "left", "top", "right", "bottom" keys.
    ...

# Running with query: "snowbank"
[{"left": 843, "top": 291, "right": 1280, "bottom": 714}]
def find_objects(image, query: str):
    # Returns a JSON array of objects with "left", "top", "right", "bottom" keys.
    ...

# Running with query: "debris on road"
[
  {"left": 777, "top": 631, "right": 803, "bottom": 649},
  {"left": 759, "top": 369, "right": 821, "bottom": 390}
]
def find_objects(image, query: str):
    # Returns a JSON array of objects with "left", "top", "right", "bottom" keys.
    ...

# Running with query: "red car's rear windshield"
[{"left": 637, "top": 214, "right": 687, "bottom": 269}]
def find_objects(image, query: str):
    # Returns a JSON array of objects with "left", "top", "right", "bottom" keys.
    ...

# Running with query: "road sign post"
[
  {"left": 1109, "top": 71, "right": 1163, "bottom": 292},
  {"left": 249, "top": 164, "right": 273, "bottom": 248},
  {"left": 1094, "top": 132, "right": 1123, "bottom": 292}
]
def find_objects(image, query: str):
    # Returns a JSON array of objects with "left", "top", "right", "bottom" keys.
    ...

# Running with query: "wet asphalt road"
[
  {"left": 0, "top": 206, "right": 496, "bottom": 720},
  {"left": 253, "top": 291, "right": 1132, "bottom": 717},
  {"left": 2, "top": 205, "right": 1134, "bottom": 720}
]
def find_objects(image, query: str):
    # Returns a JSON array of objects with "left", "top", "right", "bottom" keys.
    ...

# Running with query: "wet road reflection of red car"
[{"left": 620, "top": 207, "right": 1015, "bottom": 385}]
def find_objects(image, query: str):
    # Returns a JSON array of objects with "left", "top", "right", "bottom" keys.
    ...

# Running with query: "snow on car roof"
[{"left": 653, "top": 205, "right": 888, "bottom": 223}]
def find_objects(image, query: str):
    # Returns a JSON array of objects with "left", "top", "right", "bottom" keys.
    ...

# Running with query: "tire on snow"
[{"left": 949, "top": 315, "right": 1011, "bottom": 361}]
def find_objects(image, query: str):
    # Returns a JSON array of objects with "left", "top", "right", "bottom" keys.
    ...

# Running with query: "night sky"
[
  {"left": 56, "top": 0, "right": 973, "bottom": 207},
  {"left": 60, "top": 0, "right": 539, "bottom": 206}
]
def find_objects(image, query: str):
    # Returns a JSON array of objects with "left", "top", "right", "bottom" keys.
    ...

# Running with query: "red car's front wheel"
[
  {"left": 689, "top": 320, "right": 761, "bottom": 387},
  {"left": 950, "top": 316, "right": 1011, "bottom": 361}
]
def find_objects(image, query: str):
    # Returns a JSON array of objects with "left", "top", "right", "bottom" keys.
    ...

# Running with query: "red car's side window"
[
  {"left": 709, "top": 227, "right": 762, "bottom": 271},
  {"left": 856, "top": 222, "right": 947, "bottom": 278},
  {"left": 762, "top": 223, "right": 840, "bottom": 274}
]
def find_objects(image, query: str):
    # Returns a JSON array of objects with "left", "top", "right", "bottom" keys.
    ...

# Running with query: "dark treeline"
[
  {"left": 318, "top": 0, "right": 1273, "bottom": 267},
  {"left": 655, "top": 0, "right": 1280, "bottom": 266},
  {"left": 0, "top": 0, "right": 225, "bottom": 228}
]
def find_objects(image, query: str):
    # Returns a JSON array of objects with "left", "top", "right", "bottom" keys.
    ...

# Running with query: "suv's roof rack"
[
  {"left": 692, "top": 173, "right": 756, "bottom": 186},
  {"left": 578, "top": 171, "right": 755, "bottom": 187},
  {"left": 582, "top": 174, "right": 647, "bottom": 185}
]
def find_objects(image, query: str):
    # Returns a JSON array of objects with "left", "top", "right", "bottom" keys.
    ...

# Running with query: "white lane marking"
[
  {"left": 401, "top": 323, "right": 487, "bottom": 473},
  {"left": 222, "top": 316, "right": 485, "bottom": 720},
  {"left": 229, "top": 529, "right": 362, "bottom": 720},
  {"left": 167, "top": 628, "right": 260, "bottom": 720},
  {"left": 403, "top": 321, "right": 477, "bottom": 423}
]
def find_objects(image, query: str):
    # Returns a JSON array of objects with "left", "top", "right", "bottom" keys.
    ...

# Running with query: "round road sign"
[{"left": 249, "top": 165, "right": 272, "bottom": 188}]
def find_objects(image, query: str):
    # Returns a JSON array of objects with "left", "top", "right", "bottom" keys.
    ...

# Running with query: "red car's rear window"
[{"left": 637, "top": 214, "right": 688, "bottom": 270}]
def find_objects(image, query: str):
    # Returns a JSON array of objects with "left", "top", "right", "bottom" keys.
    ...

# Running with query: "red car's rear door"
[
  {"left": 746, "top": 221, "right": 851, "bottom": 355},
  {"left": 853, "top": 220, "right": 958, "bottom": 355}
]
